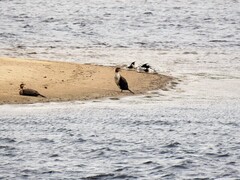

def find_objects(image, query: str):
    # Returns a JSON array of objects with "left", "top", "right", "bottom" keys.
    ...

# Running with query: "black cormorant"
[
  {"left": 114, "top": 68, "right": 134, "bottom": 94},
  {"left": 127, "top": 61, "right": 136, "bottom": 69},
  {"left": 141, "top": 63, "right": 151, "bottom": 69}
]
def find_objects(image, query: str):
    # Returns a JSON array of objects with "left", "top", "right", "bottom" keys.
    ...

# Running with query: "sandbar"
[{"left": 0, "top": 57, "right": 173, "bottom": 104}]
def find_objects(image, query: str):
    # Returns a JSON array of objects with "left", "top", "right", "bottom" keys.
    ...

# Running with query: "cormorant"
[
  {"left": 136, "top": 66, "right": 155, "bottom": 73},
  {"left": 144, "top": 67, "right": 155, "bottom": 73},
  {"left": 127, "top": 61, "right": 136, "bottom": 69},
  {"left": 114, "top": 67, "right": 134, "bottom": 94},
  {"left": 141, "top": 63, "right": 151, "bottom": 69},
  {"left": 19, "top": 83, "right": 46, "bottom": 98}
]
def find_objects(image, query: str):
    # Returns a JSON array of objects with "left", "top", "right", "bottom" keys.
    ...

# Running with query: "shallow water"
[
  {"left": 0, "top": 0, "right": 240, "bottom": 179},
  {"left": 0, "top": 99, "right": 240, "bottom": 179}
]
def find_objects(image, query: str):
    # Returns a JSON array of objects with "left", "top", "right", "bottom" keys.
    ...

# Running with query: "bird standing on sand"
[
  {"left": 114, "top": 67, "right": 134, "bottom": 94},
  {"left": 19, "top": 83, "right": 46, "bottom": 98}
]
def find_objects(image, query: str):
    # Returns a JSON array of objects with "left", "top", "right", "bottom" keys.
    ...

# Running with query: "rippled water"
[
  {"left": 0, "top": 0, "right": 239, "bottom": 57},
  {"left": 0, "top": 99, "right": 240, "bottom": 179},
  {"left": 0, "top": 0, "right": 240, "bottom": 179}
]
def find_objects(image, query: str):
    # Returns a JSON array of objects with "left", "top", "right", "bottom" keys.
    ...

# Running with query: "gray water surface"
[
  {"left": 0, "top": 0, "right": 239, "bottom": 59},
  {"left": 0, "top": 99, "right": 240, "bottom": 179}
]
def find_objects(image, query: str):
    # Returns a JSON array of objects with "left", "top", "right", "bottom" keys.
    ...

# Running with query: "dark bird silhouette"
[
  {"left": 144, "top": 67, "right": 150, "bottom": 72},
  {"left": 143, "top": 66, "right": 155, "bottom": 73},
  {"left": 127, "top": 61, "right": 136, "bottom": 69},
  {"left": 19, "top": 83, "right": 46, "bottom": 98},
  {"left": 136, "top": 64, "right": 156, "bottom": 73},
  {"left": 114, "top": 67, "right": 134, "bottom": 94},
  {"left": 141, "top": 63, "right": 151, "bottom": 69}
]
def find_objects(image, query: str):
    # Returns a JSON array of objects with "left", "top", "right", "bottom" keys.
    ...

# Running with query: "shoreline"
[{"left": 0, "top": 57, "right": 173, "bottom": 105}]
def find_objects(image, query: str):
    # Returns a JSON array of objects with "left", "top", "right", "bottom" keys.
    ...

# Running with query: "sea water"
[{"left": 0, "top": 0, "right": 240, "bottom": 179}]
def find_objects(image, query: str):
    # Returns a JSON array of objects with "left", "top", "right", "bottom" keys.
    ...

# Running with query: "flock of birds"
[
  {"left": 19, "top": 61, "right": 156, "bottom": 98},
  {"left": 126, "top": 61, "right": 156, "bottom": 73}
]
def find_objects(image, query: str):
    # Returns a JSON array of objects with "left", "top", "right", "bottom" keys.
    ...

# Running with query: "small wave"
[
  {"left": 94, "top": 42, "right": 111, "bottom": 47},
  {"left": 42, "top": 18, "right": 60, "bottom": 23},
  {"left": 205, "top": 152, "right": 217, "bottom": 156},
  {"left": 143, "top": 160, "right": 155, "bottom": 165},
  {"left": 114, "top": 166, "right": 130, "bottom": 172},
  {"left": 49, "top": 154, "right": 59, "bottom": 158},
  {"left": 42, "top": 170, "right": 59, "bottom": 174},
  {"left": 33, "top": 138, "right": 55, "bottom": 143},
  {"left": 217, "top": 153, "right": 230, "bottom": 158},
  {"left": 83, "top": 173, "right": 137, "bottom": 180},
  {"left": 113, "top": 174, "right": 138, "bottom": 179},
  {"left": 226, "top": 161, "right": 236, "bottom": 165},
  {"left": 82, "top": 173, "right": 115, "bottom": 179},
  {"left": 114, "top": 44, "right": 129, "bottom": 48},
  {"left": 171, "top": 164, "right": 188, "bottom": 169},
  {"left": 183, "top": 51, "right": 198, "bottom": 54},
  {"left": 161, "top": 173, "right": 175, "bottom": 178},
  {"left": 144, "top": 12, "right": 153, "bottom": 15},
  {"left": 134, "top": 42, "right": 148, "bottom": 46},
  {"left": 151, "top": 165, "right": 164, "bottom": 171},
  {"left": 0, "top": 145, "right": 16, "bottom": 150},
  {"left": 0, "top": 137, "right": 16, "bottom": 143},
  {"left": 209, "top": 40, "right": 229, "bottom": 43},
  {"left": 164, "top": 142, "right": 181, "bottom": 148},
  {"left": 23, "top": 24, "right": 32, "bottom": 28},
  {"left": 73, "top": 137, "right": 87, "bottom": 143},
  {"left": 0, "top": 33, "right": 17, "bottom": 38},
  {"left": 21, "top": 169, "right": 39, "bottom": 174},
  {"left": 2, "top": 152, "right": 16, "bottom": 157}
]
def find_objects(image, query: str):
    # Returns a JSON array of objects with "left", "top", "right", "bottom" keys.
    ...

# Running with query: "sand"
[{"left": 0, "top": 57, "right": 173, "bottom": 105}]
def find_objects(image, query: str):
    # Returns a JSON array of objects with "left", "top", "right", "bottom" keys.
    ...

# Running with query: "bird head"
[
  {"left": 20, "top": 83, "right": 25, "bottom": 89},
  {"left": 115, "top": 67, "right": 121, "bottom": 73}
]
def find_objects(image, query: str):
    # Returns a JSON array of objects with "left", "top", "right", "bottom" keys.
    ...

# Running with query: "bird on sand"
[
  {"left": 19, "top": 83, "right": 46, "bottom": 98},
  {"left": 143, "top": 66, "right": 156, "bottom": 73},
  {"left": 141, "top": 63, "right": 151, "bottom": 69},
  {"left": 136, "top": 63, "right": 156, "bottom": 73},
  {"left": 114, "top": 67, "right": 134, "bottom": 94},
  {"left": 127, "top": 61, "right": 136, "bottom": 69}
]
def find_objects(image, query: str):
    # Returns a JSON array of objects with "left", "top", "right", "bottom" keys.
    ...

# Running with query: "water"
[
  {"left": 0, "top": 99, "right": 240, "bottom": 179},
  {"left": 0, "top": 0, "right": 240, "bottom": 179},
  {"left": 0, "top": 0, "right": 239, "bottom": 57}
]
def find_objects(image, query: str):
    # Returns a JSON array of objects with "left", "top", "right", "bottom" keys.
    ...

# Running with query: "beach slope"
[{"left": 0, "top": 57, "right": 172, "bottom": 104}]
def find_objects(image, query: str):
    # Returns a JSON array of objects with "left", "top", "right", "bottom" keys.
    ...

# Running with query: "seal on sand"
[{"left": 19, "top": 83, "right": 46, "bottom": 98}]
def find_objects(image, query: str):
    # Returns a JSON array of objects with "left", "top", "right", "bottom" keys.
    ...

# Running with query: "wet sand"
[{"left": 0, "top": 57, "right": 173, "bottom": 104}]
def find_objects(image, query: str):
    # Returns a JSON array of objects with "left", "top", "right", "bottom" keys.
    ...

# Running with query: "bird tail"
[
  {"left": 128, "top": 89, "right": 134, "bottom": 94},
  {"left": 39, "top": 94, "right": 46, "bottom": 98}
]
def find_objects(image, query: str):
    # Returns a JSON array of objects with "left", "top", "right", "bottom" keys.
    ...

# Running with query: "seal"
[{"left": 19, "top": 83, "right": 46, "bottom": 98}]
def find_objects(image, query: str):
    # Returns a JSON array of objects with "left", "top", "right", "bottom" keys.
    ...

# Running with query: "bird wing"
[{"left": 119, "top": 76, "right": 129, "bottom": 90}]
